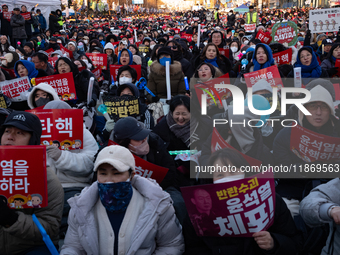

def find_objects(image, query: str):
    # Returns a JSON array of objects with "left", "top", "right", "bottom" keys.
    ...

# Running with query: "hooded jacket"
[
  {"left": 117, "top": 49, "right": 134, "bottom": 65},
  {"left": 60, "top": 175, "right": 184, "bottom": 255},
  {"left": 27, "top": 83, "right": 60, "bottom": 109},
  {"left": 14, "top": 60, "right": 48, "bottom": 79}
]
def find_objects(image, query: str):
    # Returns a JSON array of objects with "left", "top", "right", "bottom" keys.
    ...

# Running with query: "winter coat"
[
  {"left": 173, "top": 51, "right": 195, "bottom": 80},
  {"left": 74, "top": 69, "right": 100, "bottom": 104},
  {"left": 0, "top": 167, "right": 64, "bottom": 255},
  {"left": 227, "top": 13, "right": 236, "bottom": 27},
  {"left": 60, "top": 175, "right": 184, "bottom": 255},
  {"left": 147, "top": 60, "right": 186, "bottom": 102},
  {"left": 192, "top": 54, "right": 235, "bottom": 77},
  {"left": 0, "top": 13, "right": 12, "bottom": 37},
  {"left": 183, "top": 193, "right": 302, "bottom": 255},
  {"left": 300, "top": 178, "right": 340, "bottom": 255},
  {"left": 37, "top": 14, "right": 47, "bottom": 30},
  {"left": 10, "top": 14, "right": 27, "bottom": 39},
  {"left": 320, "top": 58, "right": 334, "bottom": 70},
  {"left": 49, "top": 14, "right": 62, "bottom": 34},
  {"left": 48, "top": 127, "right": 99, "bottom": 188}
]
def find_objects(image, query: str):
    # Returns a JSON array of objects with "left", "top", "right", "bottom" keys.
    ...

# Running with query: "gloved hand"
[
  {"left": 47, "top": 145, "right": 62, "bottom": 161},
  {"left": 327, "top": 67, "right": 339, "bottom": 77},
  {"left": 0, "top": 198, "right": 18, "bottom": 227},
  {"left": 88, "top": 98, "right": 97, "bottom": 108},
  {"left": 105, "top": 119, "right": 115, "bottom": 133}
]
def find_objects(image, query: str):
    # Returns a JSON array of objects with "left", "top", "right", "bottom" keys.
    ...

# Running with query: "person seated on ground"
[
  {"left": 14, "top": 60, "right": 48, "bottom": 79},
  {"left": 31, "top": 52, "right": 55, "bottom": 76},
  {"left": 60, "top": 145, "right": 184, "bottom": 255},
  {"left": 0, "top": 111, "right": 64, "bottom": 255},
  {"left": 107, "top": 65, "right": 138, "bottom": 96},
  {"left": 27, "top": 82, "right": 60, "bottom": 109},
  {"left": 189, "top": 62, "right": 223, "bottom": 89}
]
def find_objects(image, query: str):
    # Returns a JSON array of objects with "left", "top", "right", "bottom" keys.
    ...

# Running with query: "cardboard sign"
[
  {"left": 255, "top": 30, "right": 272, "bottom": 44},
  {"left": 110, "top": 65, "right": 142, "bottom": 80},
  {"left": 174, "top": 28, "right": 180, "bottom": 34},
  {"left": 271, "top": 21, "right": 298, "bottom": 47},
  {"left": 211, "top": 128, "right": 262, "bottom": 167},
  {"left": 48, "top": 57, "right": 58, "bottom": 68},
  {"left": 139, "top": 44, "right": 149, "bottom": 53},
  {"left": 194, "top": 73, "right": 231, "bottom": 107},
  {"left": 111, "top": 29, "right": 121, "bottom": 36},
  {"left": 181, "top": 33, "right": 193, "bottom": 42},
  {"left": 309, "top": 8, "right": 340, "bottom": 33},
  {"left": 244, "top": 65, "right": 283, "bottom": 89},
  {"left": 103, "top": 95, "right": 139, "bottom": 121},
  {"left": 108, "top": 140, "right": 169, "bottom": 184},
  {"left": 0, "top": 146, "right": 48, "bottom": 209},
  {"left": 59, "top": 45, "right": 74, "bottom": 59},
  {"left": 245, "top": 24, "right": 256, "bottom": 32},
  {"left": 86, "top": 53, "right": 107, "bottom": 70},
  {"left": 335, "top": 59, "right": 340, "bottom": 77},
  {"left": 290, "top": 125, "right": 340, "bottom": 162},
  {"left": 26, "top": 109, "right": 84, "bottom": 150},
  {"left": 0, "top": 77, "right": 31, "bottom": 102},
  {"left": 3, "top": 12, "right": 12, "bottom": 21},
  {"left": 219, "top": 48, "right": 230, "bottom": 58},
  {"left": 272, "top": 48, "right": 292, "bottom": 66},
  {"left": 181, "top": 171, "right": 275, "bottom": 237},
  {"left": 35, "top": 72, "right": 77, "bottom": 101},
  {"left": 20, "top": 12, "right": 31, "bottom": 20}
]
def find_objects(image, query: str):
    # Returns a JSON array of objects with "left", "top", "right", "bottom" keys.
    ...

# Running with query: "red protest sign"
[
  {"left": 3, "top": 12, "right": 12, "bottom": 21},
  {"left": 245, "top": 24, "right": 256, "bottom": 32},
  {"left": 45, "top": 48, "right": 54, "bottom": 57},
  {"left": 86, "top": 53, "right": 107, "bottom": 70},
  {"left": 271, "top": 21, "right": 298, "bottom": 47},
  {"left": 59, "top": 45, "right": 73, "bottom": 59},
  {"left": 272, "top": 48, "right": 292, "bottom": 66},
  {"left": 194, "top": 73, "right": 231, "bottom": 107},
  {"left": 211, "top": 128, "right": 262, "bottom": 167},
  {"left": 181, "top": 171, "right": 275, "bottom": 237},
  {"left": 26, "top": 109, "right": 84, "bottom": 150},
  {"left": 290, "top": 125, "right": 340, "bottom": 162},
  {"left": 20, "top": 12, "right": 31, "bottom": 20},
  {"left": 0, "top": 77, "right": 31, "bottom": 102},
  {"left": 219, "top": 48, "right": 230, "bottom": 58},
  {"left": 0, "top": 146, "right": 48, "bottom": 209},
  {"left": 128, "top": 37, "right": 134, "bottom": 44},
  {"left": 244, "top": 65, "right": 283, "bottom": 88},
  {"left": 135, "top": 41, "right": 142, "bottom": 48},
  {"left": 110, "top": 65, "right": 142, "bottom": 80},
  {"left": 335, "top": 59, "right": 340, "bottom": 77},
  {"left": 35, "top": 72, "right": 77, "bottom": 101},
  {"left": 255, "top": 30, "right": 272, "bottom": 44},
  {"left": 169, "top": 36, "right": 174, "bottom": 40},
  {"left": 108, "top": 140, "right": 168, "bottom": 184},
  {"left": 174, "top": 28, "right": 180, "bottom": 34},
  {"left": 92, "top": 67, "right": 103, "bottom": 81},
  {"left": 181, "top": 33, "right": 193, "bottom": 42},
  {"left": 48, "top": 57, "right": 58, "bottom": 68}
]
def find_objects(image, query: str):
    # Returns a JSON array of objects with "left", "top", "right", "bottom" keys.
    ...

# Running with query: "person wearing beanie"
[
  {"left": 147, "top": 46, "right": 185, "bottom": 102},
  {"left": 321, "top": 43, "right": 340, "bottom": 77},
  {"left": 59, "top": 145, "right": 184, "bottom": 255},
  {"left": 316, "top": 38, "right": 333, "bottom": 61},
  {"left": 23, "top": 42, "right": 34, "bottom": 58},
  {"left": 27, "top": 83, "right": 60, "bottom": 109},
  {"left": 0, "top": 111, "right": 64, "bottom": 254},
  {"left": 45, "top": 37, "right": 60, "bottom": 51},
  {"left": 14, "top": 60, "right": 48, "bottom": 79},
  {"left": 67, "top": 41, "right": 80, "bottom": 60},
  {"left": 104, "top": 42, "right": 118, "bottom": 66}
]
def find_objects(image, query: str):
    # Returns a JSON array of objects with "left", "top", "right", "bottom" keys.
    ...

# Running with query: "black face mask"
[
  {"left": 172, "top": 50, "right": 182, "bottom": 61},
  {"left": 35, "top": 97, "right": 51, "bottom": 108}
]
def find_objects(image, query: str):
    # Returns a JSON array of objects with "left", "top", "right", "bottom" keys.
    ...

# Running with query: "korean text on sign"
[
  {"left": 103, "top": 96, "right": 139, "bottom": 122},
  {"left": 0, "top": 77, "right": 31, "bottom": 102},
  {"left": 0, "top": 146, "right": 48, "bottom": 209},
  {"left": 181, "top": 171, "right": 276, "bottom": 237},
  {"left": 86, "top": 53, "right": 108, "bottom": 70},
  {"left": 244, "top": 65, "right": 283, "bottom": 88}
]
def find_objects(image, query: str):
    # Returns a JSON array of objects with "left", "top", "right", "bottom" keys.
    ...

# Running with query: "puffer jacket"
[
  {"left": 0, "top": 167, "right": 64, "bottom": 255},
  {"left": 147, "top": 60, "right": 186, "bottom": 102},
  {"left": 60, "top": 175, "right": 185, "bottom": 255},
  {"left": 10, "top": 14, "right": 27, "bottom": 39}
]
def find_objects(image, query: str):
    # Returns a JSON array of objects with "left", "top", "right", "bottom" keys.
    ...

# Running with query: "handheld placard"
[
  {"left": 294, "top": 67, "right": 302, "bottom": 88},
  {"left": 32, "top": 214, "right": 59, "bottom": 255}
]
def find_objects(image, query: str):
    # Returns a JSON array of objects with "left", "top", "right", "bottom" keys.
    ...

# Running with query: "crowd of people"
[{"left": 0, "top": 3, "right": 340, "bottom": 255}]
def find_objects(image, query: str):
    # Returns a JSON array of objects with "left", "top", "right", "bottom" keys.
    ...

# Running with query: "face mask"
[
  {"left": 239, "top": 33, "right": 244, "bottom": 38},
  {"left": 159, "top": 57, "right": 171, "bottom": 67},
  {"left": 241, "top": 25, "right": 245, "bottom": 27},
  {"left": 77, "top": 45, "right": 84, "bottom": 51},
  {"left": 203, "top": 28, "right": 207, "bottom": 32},
  {"left": 150, "top": 45, "right": 155, "bottom": 50},
  {"left": 98, "top": 181, "right": 133, "bottom": 213},
  {"left": 35, "top": 97, "right": 51, "bottom": 107},
  {"left": 243, "top": 40, "right": 249, "bottom": 45},
  {"left": 203, "top": 42, "right": 208, "bottom": 46},
  {"left": 129, "top": 139, "right": 150, "bottom": 155},
  {"left": 119, "top": 77, "right": 132, "bottom": 85},
  {"left": 213, "top": 174, "right": 245, "bottom": 184},
  {"left": 98, "top": 29, "right": 103, "bottom": 33},
  {"left": 84, "top": 40, "right": 88, "bottom": 44},
  {"left": 57, "top": 40, "right": 62, "bottom": 44},
  {"left": 261, "top": 122, "right": 273, "bottom": 137},
  {"left": 143, "top": 30, "right": 147, "bottom": 33},
  {"left": 230, "top": 46, "right": 238, "bottom": 53}
]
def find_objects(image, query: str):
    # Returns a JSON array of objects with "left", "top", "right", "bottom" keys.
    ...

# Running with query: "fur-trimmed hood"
[{"left": 150, "top": 60, "right": 182, "bottom": 76}]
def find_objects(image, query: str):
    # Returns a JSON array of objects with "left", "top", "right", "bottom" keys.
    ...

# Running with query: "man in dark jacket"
[
  {"left": 20, "top": 5, "right": 33, "bottom": 40},
  {"left": 227, "top": 10, "right": 236, "bottom": 27},
  {"left": 49, "top": 11, "right": 62, "bottom": 34},
  {"left": 10, "top": 8, "right": 27, "bottom": 45},
  {"left": 36, "top": 9, "right": 47, "bottom": 32},
  {"left": 0, "top": 5, "right": 13, "bottom": 45}
]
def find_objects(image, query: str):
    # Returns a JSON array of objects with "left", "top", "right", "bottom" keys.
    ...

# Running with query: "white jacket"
[
  {"left": 60, "top": 175, "right": 185, "bottom": 255},
  {"left": 27, "top": 82, "right": 60, "bottom": 109}
]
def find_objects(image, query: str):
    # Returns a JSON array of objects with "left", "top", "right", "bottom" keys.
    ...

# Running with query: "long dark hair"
[
  {"left": 0, "top": 36, "right": 11, "bottom": 55},
  {"left": 200, "top": 43, "right": 222, "bottom": 60}
]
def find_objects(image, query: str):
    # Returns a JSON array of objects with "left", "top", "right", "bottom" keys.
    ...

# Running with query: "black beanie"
[
  {"left": 24, "top": 42, "right": 34, "bottom": 50},
  {"left": 157, "top": 46, "right": 173, "bottom": 64},
  {"left": 55, "top": 57, "right": 78, "bottom": 76}
]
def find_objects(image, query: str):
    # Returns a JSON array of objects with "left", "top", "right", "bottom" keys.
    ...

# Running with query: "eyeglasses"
[{"left": 306, "top": 103, "right": 330, "bottom": 112}]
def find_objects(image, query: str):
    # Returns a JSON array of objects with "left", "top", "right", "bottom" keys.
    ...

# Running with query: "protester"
[
  {"left": 10, "top": 8, "right": 27, "bottom": 46},
  {"left": 0, "top": 35, "right": 15, "bottom": 56}
]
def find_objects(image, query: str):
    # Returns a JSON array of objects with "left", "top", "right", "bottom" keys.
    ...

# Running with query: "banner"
[
  {"left": 245, "top": 24, "right": 256, "bottom": 32},
  {"left": 122, "top": 17, "right": 132, "bottom": 22},
  {"left": 20, "top": 12, "right": 31, "bottom": 20},
  {"left": 128, "top": 37, "right": 134, "bottom": 44},
  {"left": 194, "top": 73, "right": 231, "bottom": 107},
  {"left": 35, "top": 72, "right": 77, "bottom": 101},
  {"left": 59, "top": 45, "right": 73, "bottom": 59},
  {"left": 219, "top": 48, "right": 230, "bottom": 58},
  {"left": 290, "top": 125, "right": 340, "bottom": 162},
  {"left": 103, "top": 95, "right": 139, "bottom": 121},
  {"left": 309, "top": 8, "right": 340, "bottom": 33},
  {"left": 48, "top": 57, "right": 58, "bottom": 68},
  {"left": 271, "top": 21, "right": 298, "bottom": 47},
  {"left": 0, "top": 77, "right": 31, "bottom": 102},
  {"left": 45, "top": 48, "right": 54, "bottom": 57},
  {"left": 181, "top": 171, "right": 275, "bottom": 237},
  {"left": 0, "top": 146, "right": 48, "bottom": 209},
  {"left": 244, "top": 65, "right": 283, "bottom": 88},
  {"left": 26, "top": 109, "right": 84, "bottom": 150},
  {"left": 255, "top": 30, "right": 272, "bottom": 44},
  {"left": 211, "top": 128, "right": 262, "bottom": 166},
  {"left": 86, "top": 53, "right": 107, "bottom": 70},
  {"left": 272, "top": 48, "right": 292, "bottom": 66},
  {"left": 334, "top": 84, "right": 340, "bottom": 101},
  {"left": 108, "top": 140, "right": 168, "bottom": 184},
  {"left": 110, "top": 65, "right": 142, "bottom": 80},
  {"left": 181, "top": 33, "right": 193, "bottom": 42}
]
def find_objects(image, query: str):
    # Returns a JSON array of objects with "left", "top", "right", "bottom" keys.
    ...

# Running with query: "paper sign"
[
  {"left": 245, "top": 24, "right": 256, "bottom": 32},
  {"left": 255, "top": 30, "right": 272, "bottom": 44},
  {"left": 290, "top": 125, "right": 340, "bottom": 162},
  {"left": 26, "top": 109, "right": 84, "bottom": 150},
  {"left": 335, "top": 59, "right": 340, "bottom": 77},
  {"left": 309, "top": 8, "right": 340, "bottom": 33},
  {"left": 244, "top": 65, "right": 283, "bottom": 88},
  {"left": 35, "top": 72, "right": 77, "bottom": 101},
  {"left": 86, "top": 53, "right": 107, "bottom": 70},
  {"left": 108, "top": 140, "right": 169, "bottom": 184},
  {"left": 103, "top": 95, "right": 139, "bottom": 121},
  {"left": 294, "top": 67, "right": 302, "bottom": 88},
  {"left": 271, "top": 21, "right": 298, "bottom": 47},
  {"left": 45, "top": 48, "right": 54, "bottom": 58},
  {"left": 128, "top": 37, "right": 134, "bottom": 44},
  {"left": 110, "top": 65, "right": 142, "bottom": 80},
  {"left": 48, "top": 57, "right": 58, "bottom": 68},
  {"left": 181, "top": 171, "right": 275, "bottom": 237},
  {"left": 20, "top": 12, "right": 31, "bottom": 20},
  {"left": 59, "top": 45, "right": 73, "bottom": 59},
  {"left": 0, "top": 77, "right": 31, "bottom": 102},
  {"left": 272, "top": 48, "right": 292, "bottom": 66},
  {"left": 138, "top": 44, "right": 149, "bottom": 53},
  {"left": 0, "top": 146, "right": 48, "bottom": 209},
  {"left": 181, "top": 33, "right": 193, "bottom": 42},
  {"left": 219, "top": 48, "right": 230, "bottom": 58},
  {"left": 122, "top": 17, "right": 132, "bottom": 22}
]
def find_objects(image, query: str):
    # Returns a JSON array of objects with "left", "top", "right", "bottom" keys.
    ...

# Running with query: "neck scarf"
[{"left": 205, "top": 57, "right": 218, "bottom": 68}]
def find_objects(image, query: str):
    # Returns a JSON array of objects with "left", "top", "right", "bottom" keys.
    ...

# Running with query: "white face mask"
[
  {"left": 203, "top": 42, "right": 208, "bottom": 46},
  {"left": 203, "top": 28, "right": 207, "bottom": 32},
  {"left": 213, "top": 174, "right": 245, "bottom": 184},
  {"left": 150, "top": 45, "right": 155, "bottom": 50},
  {"left": 119, "top": 77, "right": 132, "bottom": 85},
  {"left": 98, "top": 29, "right": 103, "bottom": 33},
  {"left": 143, "top": 30, "right": 147, "bottom": 33},
  {"left": 230, "top": 46, "right": 238, "bottom": 53},
  {"left": 243, "top": 40, "right": 249, "bottom": 45},
  {"left": 84, "top": 40, "right": 88, "bottom": 44}
]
